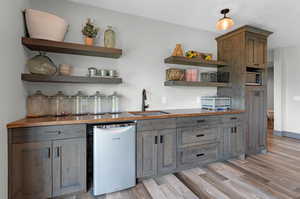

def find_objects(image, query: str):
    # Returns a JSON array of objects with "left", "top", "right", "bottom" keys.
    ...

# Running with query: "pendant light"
[{"left": 216, "top": 8, "right": 234, "bottom": 30}]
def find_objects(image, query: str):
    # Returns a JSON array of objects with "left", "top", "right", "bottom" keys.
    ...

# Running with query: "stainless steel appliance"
[{"left": 93, "top": 122, "right": 136, "bottom": 196}]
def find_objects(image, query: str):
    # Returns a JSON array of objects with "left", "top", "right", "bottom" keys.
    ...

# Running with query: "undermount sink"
[{"left": 129, "top": 111, "right": 170, "bottom": 116}]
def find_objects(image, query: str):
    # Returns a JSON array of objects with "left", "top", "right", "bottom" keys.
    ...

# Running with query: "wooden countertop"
[{"left": 7, "top": 109, "right": 245, "bottom": 129}]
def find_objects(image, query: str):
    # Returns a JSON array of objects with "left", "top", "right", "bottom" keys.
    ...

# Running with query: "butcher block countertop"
[{"left": 7, "top": 109, "right": 245, "bottom": 129}]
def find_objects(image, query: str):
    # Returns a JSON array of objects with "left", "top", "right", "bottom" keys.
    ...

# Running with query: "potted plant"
[{"left": 82, "top": 18, "right": 99, "bottom": 45}]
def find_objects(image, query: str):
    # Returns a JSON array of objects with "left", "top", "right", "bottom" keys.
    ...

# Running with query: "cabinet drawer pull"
[
  {"left": 155, "top": 136, "right": 158, "bottom": 144},
  {"left": 197, "top": 120, "right": 206, "bottom": 123},
  {"left": 196, "top": 134, "right": 205, "bottom": 137},
  {"left": 160, "top": 135, "right": 164, "bottom": 144},
  {"left": 55, "top": 147, "right": 60, "bottom": 158},
  {"left": 45, "top": 130, "right": 62, "bottom": 135},
  {"left": 48, "top": 148, "right": 51, "bottom": 159},
  {"left": 230, "top": 117, "right": 238, "bottom": 120},
  {"left": 196, "top": 153, "right": 205, "bottom": 157}
]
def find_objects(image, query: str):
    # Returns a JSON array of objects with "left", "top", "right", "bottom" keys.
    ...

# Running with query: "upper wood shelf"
[
  {"left": 164, "top": 81, "right": 231, "bottom": 87},
  {"left": 22, "top": 73, "right": 122, "bottom": 84},
  {"left": 164, "top": 56, "right": 228, "bottom": 67},
  {"left": 22, "top": 37, "right": 122, "bottom": 58}
]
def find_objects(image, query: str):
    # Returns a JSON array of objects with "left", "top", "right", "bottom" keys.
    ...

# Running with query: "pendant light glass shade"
[
  {"left": 216, "top": 8, "right": 234, "bottom": 30},
  {"left": 216, "top": 17, "right": 234, "bottom": 30}
]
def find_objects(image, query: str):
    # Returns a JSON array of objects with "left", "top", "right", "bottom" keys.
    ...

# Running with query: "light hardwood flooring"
[{"left": 59, "top": 131, "right": 300, "bottom": 199}]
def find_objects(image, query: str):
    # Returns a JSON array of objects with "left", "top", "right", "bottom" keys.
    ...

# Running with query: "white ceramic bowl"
[{"left": 25, "top": 9, "right": 69, "bottom": 42}]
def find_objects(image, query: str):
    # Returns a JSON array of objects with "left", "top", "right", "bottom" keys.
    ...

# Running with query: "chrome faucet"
[{"left": 142, "top": 89, "right": 149, "bottom": 112}]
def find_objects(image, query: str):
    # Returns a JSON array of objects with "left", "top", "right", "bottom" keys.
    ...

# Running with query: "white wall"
[
  {"left": 0, "top": 0, "right": 29, "bottom": 198},
  {"left": 28, "top": 0, "right": 218, "bottom": 111},
  {"left": 274, "top": 47, "right": 300, "bottom": 134},
  {"left": 267, "top": 67, "right": 274, "bottom": 109}
]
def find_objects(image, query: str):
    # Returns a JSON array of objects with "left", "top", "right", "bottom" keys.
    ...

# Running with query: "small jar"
[
  {"left": 71, "top": 91, "right": 88, "bottom": 115},
  {"left": 26, "top": 90, "right": 49, "bottom": 118},
  {"left": 49, "top": 91, "right": 70, "bottom": 116},
  {"left": 88, "top": 91, "right": 106, "bottom": 115},
  {"left": 108, "top": 92, "right": 121, "bottom": 113},
  {"left": 104, "top": 26, "right": 116, "bottom": 48}
]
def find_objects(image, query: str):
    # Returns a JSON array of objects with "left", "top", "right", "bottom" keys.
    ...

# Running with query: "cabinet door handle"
[
  {"left": 155, "top": 136, "right": 158, "bottom": 144},
  {"left": 48, "top": 148, "right": 51, "bottom": 159},
  {"left": 230, "top": 117, "right": 237, "bottom": 120},
  {"left": 196, "top": 153, "right": 205, "bottom": 157},
  {"left": 197, "top": 120, "right": 206, "bottom": 123},
  {"left": 235, "top": 127, "right": 237, "bottom": 133},
  {"left": 55, "top": 147, "right": 60, "bottom": 158},
  {"left": 196, "top": 134, "right": 205, "bottom": 137},
  {"left": 160, "top": 135, "right": 164, "bottom": 144},
  {"left": 45, "top": 130, "right": 61, "bottom": 135}
]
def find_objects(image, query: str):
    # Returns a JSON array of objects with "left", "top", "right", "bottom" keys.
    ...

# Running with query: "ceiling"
[{"left": 67, "top": 0, "right": 300, "bottom": 48}]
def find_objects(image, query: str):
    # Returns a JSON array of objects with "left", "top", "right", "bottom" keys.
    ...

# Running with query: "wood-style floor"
[{"left": 59, "top": 130, "right": 300, "bottom": 199}]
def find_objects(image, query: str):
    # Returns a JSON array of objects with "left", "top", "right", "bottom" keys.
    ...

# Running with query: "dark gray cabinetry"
[
  {"left": 246, "top": 86, "right": 267, "bottom": 154},
  {"left": 9, "top": 124, "right": 86, "bottom": 199}
]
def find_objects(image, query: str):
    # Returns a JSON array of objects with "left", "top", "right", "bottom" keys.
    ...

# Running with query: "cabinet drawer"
[
  {"left": 177, "top": 127, "right": 219, "bottom": 146},
  {"left": 11, "top": 124, "right": 86, "bottom": 143},
  {"left": 176, "top": 116, "right": 221, "bottom": 128},
  {"left": 178, "top": 143, "right": 218, "bottom": 167},
  {"left": 221, "top": 114, "right": 243, "bottom": 124},
  {"left": 137, "top": 118, "right": 176, "bottom": 131}
]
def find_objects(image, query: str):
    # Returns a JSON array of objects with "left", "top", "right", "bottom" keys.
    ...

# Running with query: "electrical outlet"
[{"left": 161, "top": 97, "right": 167, "bottom": 104}]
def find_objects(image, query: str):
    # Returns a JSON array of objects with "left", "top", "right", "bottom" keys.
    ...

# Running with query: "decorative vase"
[
  {"left": 84, "top": 37, "right": 94, "bottom": 45},
  {"left": 104, "top": 26, "right": 116, "bottom": 48},
  {"left": 172, "top": 44, "right": 184, "bottom": 57},
  {"left": 27, "top": 52, "right": 57, "bottom": 75}
]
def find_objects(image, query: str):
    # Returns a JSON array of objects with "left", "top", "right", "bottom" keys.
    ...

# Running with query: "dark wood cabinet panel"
[
  {"left": 52, "top": 138, "right": 86, "bottom": 197},
  {"left": 157, "top": 129, "right": 177, "bottom": 175},
  {"left": 11, "top": 142, "right": 52, "bottom": 199},
  {"left": 246, "top": 34, "right": 267, "bottom": 69},
  {"left": 137, "top": 131, "right": 158, "bottom": 178}
]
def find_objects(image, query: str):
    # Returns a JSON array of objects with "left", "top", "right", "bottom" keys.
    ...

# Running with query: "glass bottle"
[
  {"left": 26, "top": 90, "right": 49, "bottom": 118},
  {"left": 49, "top": 91, "right": 69, "bottom": 116},
  {"left": 108, "top": 92, "right": 121, "bottom": 113},
  {"left": 104, "top": 26, "right": 116, "bottom": 48},
  {"left": 71, "top": 91, "right": 88, "bottom": 115},
  {"left": 88, "top": 91, "right": 106, "bottom": 115}
]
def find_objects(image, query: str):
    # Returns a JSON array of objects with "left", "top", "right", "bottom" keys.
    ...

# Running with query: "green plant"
[{"left": 82, "top": 18, "right": 99, "bottom": 38}]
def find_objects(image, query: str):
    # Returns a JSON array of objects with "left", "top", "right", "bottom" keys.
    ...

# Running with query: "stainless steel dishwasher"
[{"left": 93, "top": 122, "right": 136, "bottom": 196}]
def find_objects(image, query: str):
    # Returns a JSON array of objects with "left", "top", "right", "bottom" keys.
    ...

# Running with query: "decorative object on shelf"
[
  {"left": 104, "top": 26, "right": 116, "bottom": 48},
  {"left": 216, "top": 8, "right": 234, "bottom": 31},
  {"left": 185, "top": 50, "right": 200, "bottom": 59},
  {"left": 58, "top": 64, "right": 73, "bottom": 76},
  {"left": 27, "top": 52, "right": 57, "bottom": 75},
  {"left": 164, "top": 56, "right": 228, "bottom": 67},
  {"left": 98, "top": 69, "right": 108, "bottom": 77},
  {"left": 200, "top": 72, "right": 218, "bottom": 82},
  {"left": 82, "top": 18, "right": 99, "bottom": 46},
  {"left": 88, "top": 67, "right": 97, "bottom": 77},
  {"left": 166, "top": 68, "right": 185, "bottom": 81},
  {"left": 108, "top": 92, "right": 122, "bottom": 113},
  {"left": 71, "top": 91, "right": 89, "bottom": 115},
  {"left": 26, "top": 90, "right": 49, "bottom": 118},
  {"left": 108, "top": 70, "right": 118, "bottom": 77},
  {"left": 49, "top": 91, "right": 70, "bottom": 116},
  {"left": 88, "top": 91, "right": 106, "bottom": 115},
  {"left": 172, "top": 44, "right": 184, "bottom": 57},
  {"left": 201, "top": 96, "right": 232, "bottom": 110},
  {"left": 185, "top": 69, "right": 198, "bottom": 82},
  {"left": 217, "top": 71, "right": 230, "bottom": 83},
  {"left": 25, "top": 9, "right": 68, "bottom": 41}
]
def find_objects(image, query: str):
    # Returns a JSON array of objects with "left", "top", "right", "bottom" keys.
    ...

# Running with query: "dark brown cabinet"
[
  {"left": 246, "top": 87, "right": 267, "bottom": 154},
  {"left": 246, "top": 34, "right": 267, "bottom": 69},
  {"left": 9, "top": 124, "right": 86, "bottom": 199},
  {"left": 11, "top": 142, "right": 52, "bottom": 199},
  {"left": 52, "top": 138, "right": 86, "bottom": 197}
]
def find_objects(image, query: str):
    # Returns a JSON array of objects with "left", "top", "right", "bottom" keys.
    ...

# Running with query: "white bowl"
[{"left": 25, "top": 9, "right": 69, "bottom": 42}]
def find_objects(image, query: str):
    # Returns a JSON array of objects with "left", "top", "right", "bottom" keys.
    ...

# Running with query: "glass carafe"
[
  {"left": 49, "top": 91, "right": 70, "bottom": 116},
  {"left": 108, "top": 92, "right": 121, "bottom": 113},
  {"left": 71, "top": 91, "right": 88, "bottom": 115},
  {"left": 88, "top": 91, "right": 106, "bottom": 115},
  {"left": 26, "top": 90, "right": 49, "bottom": 118}
]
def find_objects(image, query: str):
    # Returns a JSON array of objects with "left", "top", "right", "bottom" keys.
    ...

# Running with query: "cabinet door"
[
  {"left": 221, "top": 125, "right": 236, "bottom": 159},
  {"left": 11, "top": 142, "right": 52, "bottom": 199},
  {"left": 246, "top": 36, "right": 256, "bottom": 67},
  {"left": 246, "top": 88, "right": 267, "bottom": 154},
  {"left": 137, "top": 131, "right": 158, "bottom": 178},
  {"left": 52, "top": 138, "right": 86, "bottom": 197},
  {"left": 246, "top": 35, "right": 267, "bottom": 68},
  {"left": 157, "top": 129, "right": 177, "bottom": 175}
]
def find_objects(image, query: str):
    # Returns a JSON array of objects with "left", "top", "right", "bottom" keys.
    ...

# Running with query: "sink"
[{"left": 129, "top": 111, "right": 170, "bottom": 116}]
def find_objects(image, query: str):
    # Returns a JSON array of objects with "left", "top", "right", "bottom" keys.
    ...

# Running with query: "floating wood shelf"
[
  {"left": 164, "top": 81, "right": 231, "bottom": 87},
  {"left": 22, "top": 37, "right": 122, "bottom": 58},
  {"left": 164, "top": 56, "right": 228, "bottom": 67},
  {"left": 22, "top": 74, "right": 122, "bottom": 84}
]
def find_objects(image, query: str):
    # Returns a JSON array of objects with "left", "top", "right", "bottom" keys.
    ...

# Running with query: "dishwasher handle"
[{"left": 94, "top": 125, "right": 135, "bottom": 135}]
